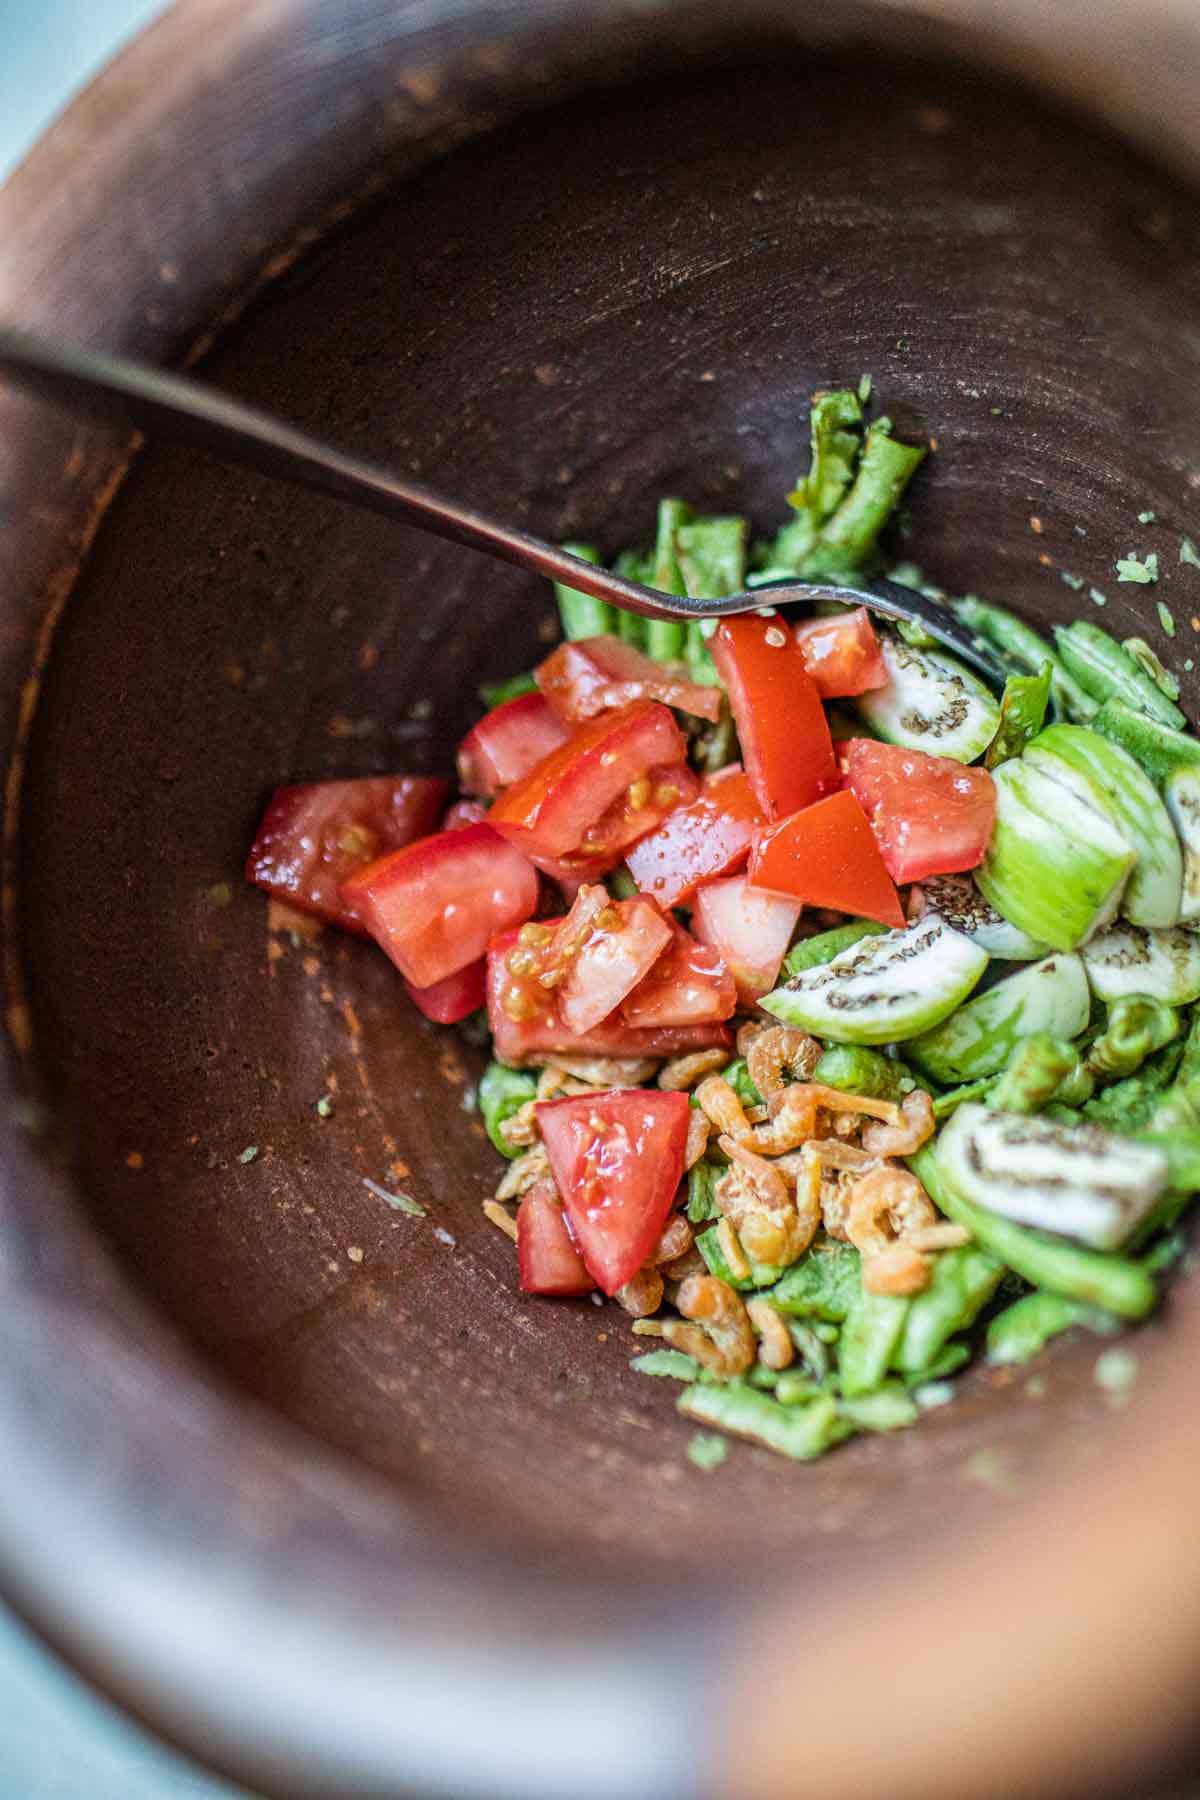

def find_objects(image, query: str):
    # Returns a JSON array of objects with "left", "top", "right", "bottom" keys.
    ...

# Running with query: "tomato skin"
[
  {"left": 403, "top": 958, "right": 486, "bottom": 1024},
  {"left": 517, "top": 1181, "right": 594, "bottom": 1296},
  {"left": 710, "top": 617, "right": 838, "bottom": 819},
  {"left": 840, "top": 738, "right": 997, "bottom": 883},
  {"left": 792, "top": 607, "right": 887, "bottom": 698},
  {"left": 536, "top": 1089, "right": 689, "bottom": 1294},
  {"left": 486, "top": 928, "right": 732, "bottom": 1064},
  {"left": 537, "top": 634, "right": 723, "bottom": 725},
  {"left": 690, "top": 874, "right": 802, "bottom": 1004},
  {"left": 621, "top": 920, "right": 737, "bottom": 1027},
  {"left": 457, "top": 692, "right": 570, "bottom": 798},
  {"left": 246, "top": 776, "right": 448, "bottom": 933},
  {"left": 624, "top": 764, "right": 764, "bottom": 908},
  {"left": 488, "top": 702, "right": 692, "bottom": 862},
  {"left": 749, "top": 790, "right": 906, "bottom": 928},
  {"left": 341, "top": 823, "right": 539, "bottom": 987}
]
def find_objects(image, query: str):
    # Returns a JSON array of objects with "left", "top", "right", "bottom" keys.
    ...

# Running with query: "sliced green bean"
[
  {"left": 1091, "top": 699, "right": 1200, "bottom": 787},
  {"left": 814, "top": 1044, "right": 915, "bottom": 1102},
  {"left": 893, "top": 1243, "right": 1003, "bottom": 1375},
  {"left": 478, "top": 1061, "right": 538, "bottom": 1158},
  {"left": 479, "top": 670, "right": 538, "bottom": 709},
  {"left": 986, "top": 1290, "right": 1116, "bottom": 1364},
  {"left": 800, "top": 424, "right": 927, "bottom": 578},
  {"left": 931, "top": 1075, "right": 996, "bottom": 1118},
  {"left": 696, "top": 1224, "right": 785, "bottom": 1292},
  {"left": 839, "top": 1283, "right": 911, "bottom": 1397},
  {"left": 1055, "top": 619, "right": 1186, "bottom": 728},
  {"left": 951, "top": 594, "right": 1095, "bottom": 720},
  {"left": 1087, "top": 997, "right": 1181, "bottom": 1082},
  {"left": 911, "top": 1146, "right": 1157, "bottom": 1318},
  {"left": 836, "top": 1383, "right": 920, "bottom": 1432},
  {"left": 644, "top": 499, "right": 690, "bottom": 662},
  {"left": 686, "top": 1159, "right": 722, "bottom": 1225},
  {"left": 988, "top": 1033, "right": 1093, "bottom": 1114},
  {"left": 553, "top": 542, "right": 613, "bottom": 639},
  {"left": 678, "top": 1384, "right": 851, "bottom": 1460}
]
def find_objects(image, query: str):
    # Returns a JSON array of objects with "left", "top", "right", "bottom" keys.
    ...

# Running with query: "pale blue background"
[{"left": 1, "top": 2, "right": 254, "bottom": 1793}]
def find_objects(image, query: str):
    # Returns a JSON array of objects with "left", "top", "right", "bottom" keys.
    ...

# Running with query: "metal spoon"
[{"left": 0, "top": 328, "right": 1003, "bottom": 684}]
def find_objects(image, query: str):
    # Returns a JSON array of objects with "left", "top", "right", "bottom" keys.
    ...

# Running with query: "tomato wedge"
[
  {"left": 749, "top": 790, "right": 906, "bottom": 927},
  {"left": 496, "top": 887, "right": 673, "bottom": 1035},
  {"left": 517, "top": 1181, "right": 594, "bottom": 1296},
  {"left": 246, "top": 776, "right": 448, "bottom": 933},
  {"left": 488, "top": 701, "right": 695, "bottom": 865},
  {"left": 710, "top": 617, "right": 838, "bottom": 819},
  {"left": 403, "top": 958, "right": 486, "bottom": 1024},
  {"left": 341, "top": 822, "right": 539, "bottom": 987},
  {"left": 624, "top": 764, "right": 764, "bottom": 908},
  {"left": 792, "top": 607, "right": 887, "bottom": 698},
  {"left": 691, "top": 874, "right": 802, "bottom": 1004},
  {"left": 536, "top": 634, "right": 723, "bottom": 725},
  {"left": 536, "top": 1090, "right": 689, "bottom": 1294},
  {"left": 486, "top": 929, "right": 733, "bottom": 1065},
  {"left": 457, "top": 691, "right": 570, "bottom": 797},
  {"left": 840, "top": 738, "right": 997, "bottom": 883},
  {"left": 621, "top": 920, "right": 737, "bottom": 1027}
]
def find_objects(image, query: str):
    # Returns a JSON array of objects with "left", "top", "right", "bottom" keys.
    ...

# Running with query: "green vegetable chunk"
[
  {"left": 836, "top": 1383, "right": 919, "bottom": 1432},
  {"left": 553, "top": 542, "right": 613, "bottom": 639},
  {"left": 1087, "top": 997, "right": 1181, "bottom": 1082},
  {"left": 1054, "top": 619, "right": 1186, "bottom": 728},
  {"left": 986, "top": 1291, "right": 1116, "bottom": 1365},
  {"left": 952, "top": 594, "right": 1096, "bottom": 721},
  {"left": 893, "top": 1243, "right": 1004, "bottom": 1375},
  {"left": 687, "top": 1160, "right": 722, "bottom": 1224},
  {"left": 783, "top": 920, "right": 886, "bottom": 978},
  {"left": 977, "top": 760, "right": 1135, "bottom": 952},
  {"left": 799, "top": 424, "right": 928, "bottom": 577},
  {"left": 696, "top": 1225, "right": 785, "bottom": 1292},
  {"left": 855, "top": 636, "right": 1001, "bottom": 763},
  {"left": 932, "top": 1106, "right": 1169, "bottom": 1253},
  {"left": 813, "top": 1044, "right": 915, "bottom": 1102},
  {"left": 931, "top": 1075, "right": 996, "bottom": 1117},
  {"left": 912, "top": 1144, "right": 1157, "bottom": 1318},
  {"left": 478, "top": 1061, "right": 538, "bottom": 1158},
  {"left": 1092, "top": 698, "right": 1200, "bottom": 787},
  {"left": 631, "top": 1349, "right": 702, "bottom": 1381},
  {"left": 986, "top": 663, "right": 1052, "bottom": 769},
  {"left": 907, "top": 954, "right": 1090, "bottom": 1084},
  {"left": 763, "top": 914, "right": 987, "bottom": 1046},
  {"left": 479, "top": 671, "right": 538, "bottom": 709},
  {"left": 765, "top": 1243, "right": 862, "bottom": 1322},
  {"left": 678, "top": 1384, "right": 852, "bottom": 1460},
  {"left": 987, "top": 1032, "right": 1093, "bottom": 1113},
  {"left": 839, "top": 1283, "right": 911, "bottom": 1397},
  {"left": 1024, "top": 724, "right": 1183, "bottom": 928}
]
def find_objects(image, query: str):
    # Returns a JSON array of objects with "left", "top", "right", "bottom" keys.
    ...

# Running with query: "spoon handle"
[{"left": 0, "top": 327, "right": 679, "bottom": 621}]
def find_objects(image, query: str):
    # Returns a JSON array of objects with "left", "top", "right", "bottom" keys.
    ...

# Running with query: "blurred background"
[{"left": 1, "top": 16, "right": 250, "bottom": 1799}]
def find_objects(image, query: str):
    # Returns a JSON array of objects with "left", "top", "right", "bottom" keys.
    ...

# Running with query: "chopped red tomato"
[
  {"left": 488, "top": 702, "right": 696, "bottom": 867},
  {"left": 536, "top": 1089, "right": 689, "bottom": 1294},
  {"left": 536, "top": 634, "right": 723, "bottom": 725},
  {"left": 341, "top": 822, "right": 539, "bottom": 988},
  {"left": 497, "top": 886, "right": 673, "bottom": 1035},
  {"left": 457, "top": 692, "right": 570, "bottom": 798},
  {"left": 486, "top": 929, "right": 732, "bottom": 1065},
  {"left": 793, "top": 607, "right": 887, "bottom": 698},
  {"left": 441, "top": 798, "right": 489, "bottom": 831},
  {"left": 403, "top": 958, "right": 486, "bottom": 1024},
  {"left": 624, "top": 764, "right": 764, "bottom": 908},
  {"left": 840, "top": 738, "right": 997, "bottom": 884},
  {"left": 517, "top": 1181, "right": 594, "bottom": 1296},
  {"left": 710, "top": 617, "right": 838, "bottom": 819},
  {"left": 749, "top": 790, "right": 906, "bottom": 928},
  {"left": 246, "top": 776, "right": 448, "bottom": 933},
  {"left": 621, "top": 920, "right": 737, "bottom": 1027},
  {"left": 691, "top": 874, "right": 802, "bottom": 1004}
]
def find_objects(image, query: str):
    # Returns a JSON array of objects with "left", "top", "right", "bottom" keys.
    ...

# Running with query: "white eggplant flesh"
[
  {"left": 760, "top": 913, "right": 987, "bottom": 1045},
  {"left": 937, "top": 1103, "right": 1168, "bottom": 1251},
  {"left": 1080, "top": 922, "right": 1200, "bottom": 1005}
]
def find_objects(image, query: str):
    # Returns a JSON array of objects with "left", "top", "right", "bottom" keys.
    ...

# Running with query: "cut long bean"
[{"left": 553, "top": 542, "right": 613, "bottom": 639}]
